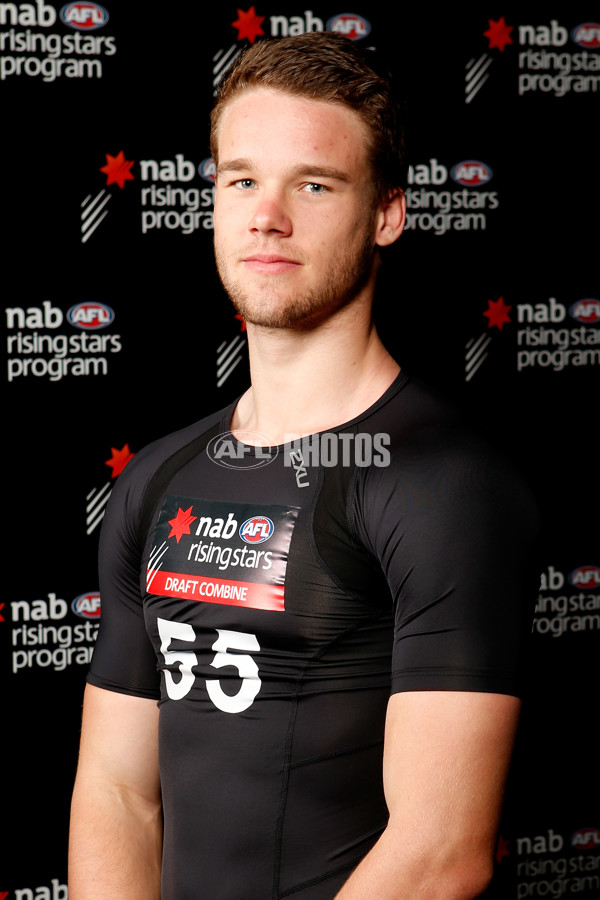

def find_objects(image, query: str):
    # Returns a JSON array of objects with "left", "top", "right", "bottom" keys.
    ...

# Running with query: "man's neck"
[{"left": 230, "top": 302, "right": 400, "bottom": 445}]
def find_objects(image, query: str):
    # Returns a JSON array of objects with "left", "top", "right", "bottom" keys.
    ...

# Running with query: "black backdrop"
[{"left": 3, "top": 4, "right": 599, "bottom": 898}]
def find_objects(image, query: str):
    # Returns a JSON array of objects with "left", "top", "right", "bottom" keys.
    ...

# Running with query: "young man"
[{"left": 68, "top": 32, "right": 539, "bottom": 900}]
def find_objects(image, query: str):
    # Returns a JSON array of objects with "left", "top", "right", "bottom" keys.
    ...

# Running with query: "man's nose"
[{"left": 248, "top": 193, "right": 292, "bottom": 236}]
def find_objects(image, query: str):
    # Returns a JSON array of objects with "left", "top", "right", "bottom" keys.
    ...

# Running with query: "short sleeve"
[
  {"left": 352, "top": 431, "right": 540, "bottom": 697},
  {"left": 87, "top": 450, "right": 163, "bottom": 699}
]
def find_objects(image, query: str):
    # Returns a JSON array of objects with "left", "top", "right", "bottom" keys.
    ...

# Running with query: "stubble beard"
[{"left": 214, "top": 226, "right": 377, "bottom": 331}]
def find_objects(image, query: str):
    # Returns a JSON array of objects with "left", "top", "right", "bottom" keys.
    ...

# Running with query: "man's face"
[{"left": 213, "top": 88, "right": 380, "bottom": 330}]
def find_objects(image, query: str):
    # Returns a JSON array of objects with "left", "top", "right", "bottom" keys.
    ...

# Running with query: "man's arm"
[
  {"left": 68, "top": 683, "right": 163, "bottom": 900},
  {"left": 335, "top": 690, "right": 520, "bottom": 900}
]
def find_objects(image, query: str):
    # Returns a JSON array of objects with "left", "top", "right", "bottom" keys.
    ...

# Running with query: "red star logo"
[
  {"left": 231, "top": 6, "right": 265, "bottom": 43},
  {"left": 483, "top": 17, "right": 514, "bottom": 52},
  {"left": 235, "top": 312, "right": 247, "bottom": 332},
  {"left": 105, "top": 444, "right": 135, "bottom": 478},
  {"left": 168, "top": 506, "right": 197, "bottom": 543},
  {"left": 483, "top": 296, "right": 512, "bottom": 330},
  {"left": 496, "top": 835, "right": 510, "bottom": 863},
  {"left": 100, "top": 150, "right": 135, "bottom": 189}
]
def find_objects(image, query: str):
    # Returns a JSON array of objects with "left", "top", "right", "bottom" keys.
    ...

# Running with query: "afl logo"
[
  {"left": 451, "top": 160, "right": 493, "bottom": 187},
  {"left": 571, "top": 827, "right": 600, "bottom": 850},
  {"left": 206, "top": 431, "right": 279, "bottom": 470},
  {"left": 569, "top": 298, "right": 600, "bottom": 324},
  {"left": 327, "top": 13, "right": 371, "bottom": 40},
  {"left": 72, "top": 591, "right": 102, "bottom": 619},
  {"left": 569, "top": 565, "right": 600, "bottom": 590},
  {"left": 199, "top": 158, "right": 216, "bottom": 183},
  {"left": 571, "top": 23, "right": 600, "bottom": 49},
  {"left": 239, "top": 516, "right": 274, "bottom": 544},
  {"left": 60, "top": 3, "right": 109, "bottom": 30},
  {"left": 67, "top": 301, "right": 114, "bottom": 330}
]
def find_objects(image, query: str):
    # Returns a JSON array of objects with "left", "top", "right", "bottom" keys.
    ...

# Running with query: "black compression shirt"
[{"left": 88, "top": 372, "right": 539, "bottom": 899}]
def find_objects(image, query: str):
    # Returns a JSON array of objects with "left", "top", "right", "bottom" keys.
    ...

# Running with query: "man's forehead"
[
  {"left": 216, "top": 88, "right": 370, "bottom": 161},
  {"left": 220, "top": 87, "right": 365, "bottom": 129}
]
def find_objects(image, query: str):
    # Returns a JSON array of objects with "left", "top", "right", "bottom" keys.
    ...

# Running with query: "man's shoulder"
[
  {"left": 110, "top": 401, "right": 235, "bottom": 505},
  {"left": 137, "top": 405, "right": 231, "bottom": 470},
  {"left": 98, "top": 400, "right": 239, "bottom": 553},
  {"left": 363, "top": 372, "right": 462, "bottom": 447},
  {"left": 363, "top": 373, "right": 534, "bottom": 499}
]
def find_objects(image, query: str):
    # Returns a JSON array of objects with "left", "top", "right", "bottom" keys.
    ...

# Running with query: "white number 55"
[{"left": 157, "top": 617, "right": 262, "bottom": 714}]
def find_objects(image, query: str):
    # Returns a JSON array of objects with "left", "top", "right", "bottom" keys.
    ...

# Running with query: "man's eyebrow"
[
  {"left": 216, "top": 158, "right": 254, "bottom": 175},
  {"left": 291, "top": 164, "right": 352, "bottom": 183},
  {"left": 216, "top": 159, "right": 352, "bottom": 183}
]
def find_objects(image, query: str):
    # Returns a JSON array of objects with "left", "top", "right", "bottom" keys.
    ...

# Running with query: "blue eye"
[{"left": 302, "top": 183, "right": 326, "bottom": 194}]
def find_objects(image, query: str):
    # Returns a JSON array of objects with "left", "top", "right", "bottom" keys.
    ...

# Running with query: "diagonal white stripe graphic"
[
  {"left": 213, "top": 44, "right": 239, "bottom": 73},
  {"left": 216, "top": 334, "right": 246, "bottom": 387},
  {"left": 81, "top": 190, "right": 108, "bottom": 219},
  {"left": 466, "top": 53, "right": 491, "bottom": 80},
  {"left": 465, "top": 333, "right": 492, "bottom": 381},
  {"left": 86, "top": 481, "right": 112, "bottom": 515},
  {"left": 81, "top": 210, "right": 110, "bottom": 244},
  {"left": 86, "top": 482, "right": 113, "bottom": 534},
  {"left": 86, "top": 507, "right": 108, "bottom": 535},
  {"left": 213, "top": 44, "right": 242, "bottom": 90},
  {"left": 148, "top": 541, "right": 168, "bottom": 569},
  {"left": 465, "top": 54, "right": 493, "bottom": 104},
  {"left": 147, "top": 543, "right": 169, "bottom": 590},
  {"left": 81, "top": 190, "right": 112, "bottom": 243},
  {"left": 217, "top": 334, "right": 245, "bottom": 368},
  {"left": 466, "top": 332, "right": 490, "bottom": 359},
  {"left": 217, "top": 352, "right": 244, "bottom": 388}
]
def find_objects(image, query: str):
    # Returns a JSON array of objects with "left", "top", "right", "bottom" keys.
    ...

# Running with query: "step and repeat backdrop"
[{"left": 2, "top": 3, "right": 598, "bottom": 898}]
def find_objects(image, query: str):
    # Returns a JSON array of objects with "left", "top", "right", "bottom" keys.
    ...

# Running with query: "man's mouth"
[{"left": 242, "top": 254, "right": 303, "bottom": 274}]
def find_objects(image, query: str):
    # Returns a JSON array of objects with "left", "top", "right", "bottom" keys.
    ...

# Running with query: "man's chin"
[{"left": 233, "top": 295, "right": 358, "bottom": 332}]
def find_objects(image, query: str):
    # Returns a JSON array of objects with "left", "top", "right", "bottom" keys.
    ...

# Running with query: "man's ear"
[{"left": 375, "top": 188, "right": 406, "bottom": 248}]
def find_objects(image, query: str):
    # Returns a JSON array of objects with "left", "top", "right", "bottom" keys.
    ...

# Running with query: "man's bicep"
[
  {"left": 383, "top": 690, "right": 521, "bottom": 851},
  {"left": 75, "top": 683, "right": 161, "bottom": 800}
]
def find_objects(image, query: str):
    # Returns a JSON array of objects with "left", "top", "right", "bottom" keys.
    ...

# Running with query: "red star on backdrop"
[
  {"left": 231, "top": 6, "right": 265, "bottom": 43},
  {"left": 483, "top": 17, "right": 513, "bottom": 52},
  {"left": 496, "top": 835, "right": 510, "bottom": 863},
  {"left": 483, "top": 296, "right": 512, "bottom": 330},
  {"left": 105, "top": 444, "right": 135, "bottom": 478},
  {"left": 100, "top": 150, "right": 135, "bottom": 188},
  {"left": 235, "top": 312, "right": 247, "bottom": 332},
  {"left": 168, "top": 506, "right": 198, "bottom": 543}
]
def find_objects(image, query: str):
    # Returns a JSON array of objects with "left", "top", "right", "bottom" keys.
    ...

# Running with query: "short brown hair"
[{"left": 210, "top": 31, "right": 407, "bottom": 202}]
